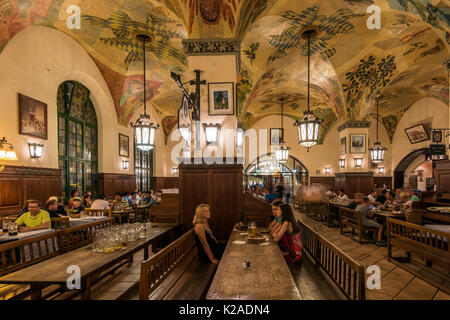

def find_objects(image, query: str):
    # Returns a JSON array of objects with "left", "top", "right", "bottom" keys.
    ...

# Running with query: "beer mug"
[
  {"left": 2, "top": 220, "right": 10, "bottom": 233},
  {"left": 248, "top": 222, "right": 257, "bottom": 237}
]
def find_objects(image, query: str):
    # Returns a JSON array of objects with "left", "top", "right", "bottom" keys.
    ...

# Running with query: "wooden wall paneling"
[
  {"left": 154, "top": 177, "right": 179, "bottom": 190},
  {"left": 98, "top": 173, "right": 136, "bottom": 196},
  {"left": 434, "top": 160, "right": 450, "bottom": 193},
  {"left": 335, "top": 173, "right": 374, "bottom": 198},
  {"left": 309, "top": 177, "right": 336, "bottom": 190},
  {"left": 0, "top": 166, "right": 62, "bottom": 216},
  {"left": 373, "top": 177, "right": 393, "bottom": 188},
  {"left": 243, "top": 193, "right": 272, "bottom": 227}
]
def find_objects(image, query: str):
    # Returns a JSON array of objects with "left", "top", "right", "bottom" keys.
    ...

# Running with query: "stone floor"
[{"left": 294, "top": 210, "right": 450, "bottom": 300}]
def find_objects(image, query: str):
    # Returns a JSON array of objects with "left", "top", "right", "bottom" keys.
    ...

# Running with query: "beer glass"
[{"left": 2, "top": 220, "right": 10, "bottom": 233}]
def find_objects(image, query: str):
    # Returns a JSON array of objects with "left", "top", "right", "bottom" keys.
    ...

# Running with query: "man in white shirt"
[
  {"left": 91, "top": 195, "right": 110, "bottom": 210},
  {"left": 367, "top": 190, "right": 377, "bottom": 203}
]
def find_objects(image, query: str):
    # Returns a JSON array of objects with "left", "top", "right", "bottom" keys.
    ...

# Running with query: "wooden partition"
[
  {"left": 0, "top": 165, "right": 62, "bottom": 216},
  {"left": 335, "top": 172, "right": 373, "bottom": 198},
  {"left": 98, "top": 173, "right": 136, "bottom": 196},
  {"left": 434, "top": 160, "right": 450, "bottom": 193},
  {"left": 243, "top": 193, "right": 272, "bottom": 227},
  {"left": 310, "top": 177, "right": 335, "bottom": 190},
  {"left": 373, "top": 176, "right": 393, "bottom": 188},
  {"left": 154, "top": 177, "right": 179, "bottom": 190},
  {"left": 179, "top": 158, "right": 243, "bottom": 241},
  {"left": 149, "top": 193, "right": 180, "bottom": 222}
]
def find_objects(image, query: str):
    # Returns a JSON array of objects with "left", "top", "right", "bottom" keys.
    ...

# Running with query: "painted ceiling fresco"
[{"left": 0, "top": 0, "right": 449, "bottom": 142}]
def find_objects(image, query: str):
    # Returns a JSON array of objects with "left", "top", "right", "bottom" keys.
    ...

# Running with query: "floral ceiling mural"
[{"left": 0, "top": 0, "right": 448, "bottom": 142}]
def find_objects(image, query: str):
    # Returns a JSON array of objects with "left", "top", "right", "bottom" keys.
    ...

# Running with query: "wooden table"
[
  {"left": 111, "top": 208, "right": 135, "bottom": 224},
  {"left": 206, "top": 230, "right": 302, "bottom": 300},
  {"left": 372, "top": 210, "right": 405, "bottom": 219},
  {"left": 0, "top": 223, "right": 179, "bottom": 300}
]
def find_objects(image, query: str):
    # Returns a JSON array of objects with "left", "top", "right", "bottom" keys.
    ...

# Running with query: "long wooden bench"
[
  {"left": 0, "top": 218, "right": 114, "bottom": 300},
  {"left": 340, "top": 207, "right": 378, "bottom": 244},
  {"left": 387, "top": 218, "right": 450, "bottom": 292},
  {"left": 298, "top": 219, "right": 365, "bottom": 300},
  {"left": 139, "top": 229, "right": 216, "bottom": 300}
]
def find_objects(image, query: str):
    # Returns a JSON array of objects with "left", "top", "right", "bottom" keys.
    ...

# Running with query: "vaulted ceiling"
[{"left": 0, "top": 0, "right": 449, "bottom": 142}]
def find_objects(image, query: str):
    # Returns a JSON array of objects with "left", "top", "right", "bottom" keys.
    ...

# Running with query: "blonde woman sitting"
[{"left": 193, "top": 204, "right": 225, "bottom": 265}]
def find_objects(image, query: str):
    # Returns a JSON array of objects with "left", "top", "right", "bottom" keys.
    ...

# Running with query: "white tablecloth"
[
  {"left": 69, "top": 216, "right": 108, "bottom": 227},
  {"left": 0, "top": 229, "right": 54, "bottom": 242}
]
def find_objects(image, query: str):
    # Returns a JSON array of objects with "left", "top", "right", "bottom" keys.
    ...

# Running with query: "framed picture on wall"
[
  {"left": 340, "top": 137, "right": 346, "bottom": 154},
  {"left": 432, "top": 130, "right": 443, "bottom": 143},
  {"left": 18, "top": 93, "right": 48, "bottom": 140},
  {"left": 208, "top": 82, "right": 235, "bottom": 116},
  {"left": 405, "top": 124, "right": 429, "bottom": 144},
  {"left": 270, "top": 128, "right": 284, "bottom": 145},
  {"left": 119, "top": 133, "right": 129, "bottom": 157},
  {"left": 350, "top": 133, "right": 366, "bottom": 153}
]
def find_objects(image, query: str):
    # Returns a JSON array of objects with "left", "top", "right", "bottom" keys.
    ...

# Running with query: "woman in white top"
[{"left": 337, "top": 190, "right": 348, "bottom": 202}]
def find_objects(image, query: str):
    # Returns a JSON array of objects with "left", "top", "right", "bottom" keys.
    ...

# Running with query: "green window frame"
[
  {"left": 134, "top": 143, "right": 153, "bottom": 192},
  {"left": 57, "top": 81, "right": 98, "bottom": 199}
]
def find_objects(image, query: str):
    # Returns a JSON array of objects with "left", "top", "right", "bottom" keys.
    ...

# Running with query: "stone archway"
[{"left": 393, "top": 148, "right": 430, "bottom": 189}]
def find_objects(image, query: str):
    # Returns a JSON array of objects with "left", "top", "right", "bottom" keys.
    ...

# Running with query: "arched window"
[
  {"left": 57, "top": 81, "right": 98, "bottom": 199},
  {"left": 134, "top": 144, "right": 153, "bottom": 191}
]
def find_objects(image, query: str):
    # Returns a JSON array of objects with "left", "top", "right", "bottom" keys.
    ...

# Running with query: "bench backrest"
[
  {"left": 58, "top": 217, "right": 115, "bottom": 253},
  {"left": 340, "top": 207, "right": 362, "bottom": 225},
  {"left": 298, "top": 219, "right": 365, "bottom": 300},
  {"left": 139, "top": 229, "right": 195, "bottom": 300},
  {"left": 387, "top": 218, "right": 449, "bottom": 255},
  {"left": 51, "top": 217, "right": 70, "bottom": 230},
  {"left": 0, "top": 231, "right": 59, "bottom": 277},
  {"left": 85, "top": 208, "right": 112, "bottom": 217}
]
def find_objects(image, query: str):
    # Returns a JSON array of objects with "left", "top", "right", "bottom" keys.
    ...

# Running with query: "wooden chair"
[
  {"left": 139, "top": 229, "right": 216, "bottom": 300},
  {"left": 339, "top": 207, "right": 378, "bottom": 244}
]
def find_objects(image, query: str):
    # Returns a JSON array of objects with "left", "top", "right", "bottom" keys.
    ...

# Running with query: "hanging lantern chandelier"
[
  {"left": 294, "top": 28, "right": 321, "bottom": 152},
  {"left": 369, "top": 97, "right": 387, "bottom": 163},
  {"left": 130, "top": 34, "right": 159, "bottom": 152},
  {"left": 276, "top": 98, "right": 290, "bottom": 163}
]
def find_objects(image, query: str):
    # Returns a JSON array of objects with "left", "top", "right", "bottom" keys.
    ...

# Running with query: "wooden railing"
[
  {"left": 298, "top": 220, "right": 365, "bottom": 300},
  {"left": 58, "top": 217, "right": 115, "bottom": 253},
  {"left": 139, "top": 229, "right": 195, "bottom": 300}
]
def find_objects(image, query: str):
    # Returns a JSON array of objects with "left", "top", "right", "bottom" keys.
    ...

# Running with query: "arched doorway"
[
  {"left": 244, "top": 154, "right": 308, "bottom": 201},
  {"left": 394, "top": 148, "right": 430, "bottom": 189},
  {"left": 57, "top": 81, "right": 98, "bottom": 199}
]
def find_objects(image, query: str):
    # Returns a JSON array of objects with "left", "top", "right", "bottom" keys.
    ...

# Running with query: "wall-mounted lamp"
[
  {"left": 324, "top": 167, "right": 331, "bottom": 175},
  {"left": 0, "top": 137, "right": 17, "bottom": 160},
  {"left": 236, "top": 128, "right": 244, "bottom": 148},
  {"left": 203, "top": 123, "right": 221, "bottom": 145},
  {"left": 122, "top": 159, "right": 129, "bottom": 170},
  {"left": 354, "top": 158, "right": 363, "bottom": 168},
  {"left": 172, "top": 167, "right": 179, "bottom": 175},
  {"left": 28, "top": 143, "right": 44, "bottom": 159},
  {"left": 378, "top": 167, "right": 385, "bottom": 174},
  {"left": 339, "top": 159, "right": 345, "bottom": 168},
  {"left": 315, "top": 170, "right": 321, "bottom": 176}
]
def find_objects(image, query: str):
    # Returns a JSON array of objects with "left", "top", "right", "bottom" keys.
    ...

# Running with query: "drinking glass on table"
[
  {"left": 248, "top": 222, "right": 257, "bottom": 237},
  {"left": 92, "top": 230, "right": 105, "bottom": 253},
  {"left": 2, "top": 220, "right": 10, "bottom": 233},
  {"left": 8, "top": 223, "right": 18, "bottom": 236}
]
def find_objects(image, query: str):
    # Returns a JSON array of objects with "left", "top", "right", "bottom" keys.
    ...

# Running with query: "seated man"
[
  {"left": 44, "top": 199, "right": 65, "bottom": 218},
  {"left": 91, "top": 195, "right": 110, "bottom": 210},
  {"left": 15, "top": 200, "right": 51, "bottom": 231},
  {"left": 130, "top": 192, "right": 140, "bottom": 205},
  {"left": 367, "top": 190, "right": 377, "bottom": 203},
  {"left": 112, "top": 192, "right": 123, "bottom": 209},
  {"left": 380, "top": 191, "right": 398, "bottom": 210},
  {"left": 71, "top": 197, "right": 85, "bottom": 214},
  {"left": 348, "top": 193, "right": 364, "bottom": 210},
  {"left": 356, "top": 198, "right": 385, "bottom": 246},
  {"left": 375, "top": 189, "right": 387, "bottom": 204}
]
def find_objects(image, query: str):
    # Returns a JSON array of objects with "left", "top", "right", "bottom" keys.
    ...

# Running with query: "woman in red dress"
[{"left": 273, "top": 204, "right": 302, "bottom": 263}]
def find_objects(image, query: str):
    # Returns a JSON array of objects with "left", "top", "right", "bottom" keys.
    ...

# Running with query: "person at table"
[
  {"left": 112, "top": 193, "right": 123, "bottom": 210},
  {"left": 367, "top": 190, "right": 377, "bottom": 203},
  {"left": 46, "top": 196, "right": 67, "bottom": 216},
  {"left": 375, "top": 189, "right": 387, "bottom": 204},
  {"left": 268, "top": 201, "right": 284, "bottom": 236},
  {"left": 394, "top": 188, "right": 403, "bottom": 201},
  {"left": 121, "top": 192, "right": 132, "bottom": 207},
  {"left": 83, "top": 195, "right": 93, "bottom": 208},
  {"left": 193, "top": 204, "right": 224, "bottom": 265},
  {"left": 380, "top": 191, "right": 397, "bottom": 210},
  {"left": 326, "top": 189, "right": 336, "bottom": 200},
  {"left": 17, "top": 200, "right": 35, "bottom": 218},
  {"left": 357, "top": 198, "right": 386, "bottom": 246},
  {"left": 265, "top": 188, "right": 276, "bottom": 203},
  {"left": 70, "top": 197, "right": 85, "bottom": 214},
  {"left": 348, "top": 193, "right": 364, "bottom": 210},
  {"left": 337, "top": 190, "right": 348, "bottom": 202},
  {"left": 91, "top": 195, "right": 110, "bottom": 210},
  {"left": 408, "top": 189, "right": 419, "bottom": 202},
  {"left": 273, "top": 204, "right": 302, "bottom": 263},
  {"left": 130, "top": 192, "right": 140, "bottom": 205},
  {"left": 44, "top": 199, "right": 65, "bottom": 218},
  {"left": 15, "top": 200, "right": 51, "bottom": 231}
]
